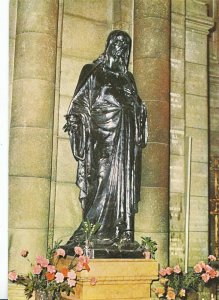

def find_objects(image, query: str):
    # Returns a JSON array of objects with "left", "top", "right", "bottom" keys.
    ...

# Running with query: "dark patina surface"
[{"left": 63, "top": 30, "right": 148, "bottom": 257}]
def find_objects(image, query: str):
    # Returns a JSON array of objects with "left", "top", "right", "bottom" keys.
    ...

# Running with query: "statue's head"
[
  {"left": 94, "top": 30, "right": 131, "bottom": 73},
  {"left": 105, "top": 30, "right": 131, "bottom": 72}
]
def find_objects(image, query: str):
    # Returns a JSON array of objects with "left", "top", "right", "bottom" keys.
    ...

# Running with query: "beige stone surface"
[
  {"left": 186, "top": 63, "right": 207, "bottom": 97},
  {"left": 62, "top": 15, "right": 109, "bottom": 59},
  {"left": 171, "top": 47, "right": 185, "bottom": 83},
  {"left": 11, "top": 79, "right": 55, "bottom": 128},
  {"left": 209, "top": 83, "right": 219, "bottom": 107},
  {"left": 135, "top": 231, "right": 168, "bottom": 267},
  {"left": 8, "top": 284, "right": 29, "bottom": 300},
  {"left": 186, "top": 0, "right": 208, "bottom": 16},
  {"left": 170, "top": 128, "right": 184, "bottom": 156},
  {"left": 186, "top": 31, "right": 207, "bottom": 65},
  {"left": 190, "top": 196, "right": 208, "bottom": 232},
  {"left": 60, "top": 56, "right": 90, "bottom": 97},
  {"left": 9, "top": 38, "right": 16, "bottom": 83},
  {"left": 9, "top": 228, "right": 48, "bottom": 273},
  {"left": 113, "top": 0, "right": 133, "bottom": 24},
  {"left": 190, "top": 162, "right": 208, "bottom": 197},
  {"left": 186, "top": 127, "right": 208, "bottom": 163},
  {"left": 54, "top": 182, "right": 81, "bottom": 228},
  {"left": 58, "top": 258, "right": 158, "bottom": 300},
  {"left": 9, "top": 127, "right": 52, "bottom": 178},
  {"left": 59, "top": 95, "right": 72, "bottom": 137},
  {"left": 171, "top": 0, "right": 185, "bottom": 15},
  {"left": 169, "top": 192, "right": 184, "bottom": 231},
  {"left": 9, "top": 0, "right": 18, "bottom": 38},
  {"left": 64, "top": 0, "right": 113, "bottom": 24},
  {"left": 146, "top": 100, "right": 169, "bottom": 144},
  {"left": 170, "top": 155, "right": 184, "bottom": 193},
  {"left": 56, "top": 138, "right": 77, "bottom": 182},
  {"left": 189, "top": 231, "right": 208, "bottom": 266},
  {"left": 186, "top": 94, "right": 208, "bottom": 129},
  {"left": 210, "top": 107, "right": 219, "bottom": 131},
  {"left": 171, "top": 116, "right": 185, "bottom": 131},
  {"left": 171, "top": 13, "right": 185, "bottom": 49},
  {"left": 53, "top": 227, "right": 78, "bottom": 245},
  {"left": 169, "top": 231, "right": 185, "bottom": 267},
  {"left": 16, "top": 0, "right": 58, "bottom": 35},
  {"left": 9, "top": 176, "right": 50, "bottom": 228},
  {"left": 141, "top": 143, "right": 169, "bottom": 188},
  {"left": 14, "top": 33, "right": 57, "bottom": 81},
  {"left": 134, "top": 0, "right": 170, "bottom": 19},
  {"left": 210, "top": 131, "right": 219, "bottom": 156},
  {"left": 170, "top": 82, "right": 184, "bottom": 118},
  {"left": 134, "top": 58, "right": 169, "bottom": 101},
  {"left": 136, "top": 187, "right": 168, "bottom": 233},
  {"left": 134, "top": 18, "right": 169, "bottom": 60}
]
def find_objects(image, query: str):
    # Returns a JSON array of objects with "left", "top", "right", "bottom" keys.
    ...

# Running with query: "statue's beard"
[{"left": 108, "top": 49, "right": 128, "bottom": 73}]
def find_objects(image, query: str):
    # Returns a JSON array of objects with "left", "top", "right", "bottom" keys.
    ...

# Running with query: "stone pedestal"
[{"left": 58, "top": 257, "right": 159, "bottom": 300}]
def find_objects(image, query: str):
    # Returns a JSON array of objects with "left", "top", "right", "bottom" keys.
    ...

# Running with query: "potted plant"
[
  {"left": 141, "top": 236, "right": 157, "bottom": 259},
  {"left": 8, "top": 241, "right": 96, "bottom": 300}
]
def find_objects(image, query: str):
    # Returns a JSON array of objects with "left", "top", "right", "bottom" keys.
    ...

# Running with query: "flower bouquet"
[
  {"left": 8, "top": 241, "right": 96, "bottom": 300},
  {"left": 155, "top": 255, "right": 219, "bottom": 299}
]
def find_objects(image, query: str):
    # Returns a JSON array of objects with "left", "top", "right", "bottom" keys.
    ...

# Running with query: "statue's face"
[{"left": 107, "top": 34, "right": 130, "bottom": 65}]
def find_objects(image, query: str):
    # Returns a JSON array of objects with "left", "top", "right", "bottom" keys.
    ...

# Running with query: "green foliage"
[
  {"left": 82, "top": 218, "right": 101, "bottom": 241},
  {"left": 141, "top": 236, "right": 157, "bottom": 258}
]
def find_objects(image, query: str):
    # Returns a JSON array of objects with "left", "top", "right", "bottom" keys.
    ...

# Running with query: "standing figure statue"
[{"left": 63, "top": 30, "right": 148, "bottom": 256}]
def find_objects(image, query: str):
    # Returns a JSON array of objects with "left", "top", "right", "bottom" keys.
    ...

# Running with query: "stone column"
[
  {"left": 133, "top": 0, "right": 170, "bottom": 266},
  {"left": 9, "top": 0, "right": 58, "bottom": 273}
]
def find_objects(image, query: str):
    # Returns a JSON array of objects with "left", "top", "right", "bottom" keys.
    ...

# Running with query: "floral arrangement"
[
  {"left": 8, "top": 241, "right": 96, "bottom": 300},
  {"left": 155, "top": 255, "right": 219, "bottom": 299}
]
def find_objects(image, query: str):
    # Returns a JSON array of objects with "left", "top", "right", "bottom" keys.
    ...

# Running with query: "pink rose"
[
  {"left": 208, "top": 255, "right": 216, "bottom": 261},
  {"left": 199, "top": 261, "right": 206, "bottom": 268},
  {"left": 194, "top": 264, "right": 202, "bottom": 273},
  {"left": 20, "top": 249, "right": 29, "bottom": 257},
  {"left": 159, "top": 268, "right": 167, "bottom": 276},
  {"left": 173, "top": 265, "right": 181, "bottom": 274},
  {"left": 8, "top": 271, "right": 18, "bottom": 281},
  {"left": 166, "top": 267, "right": 173, "bottom": 275},
  {"left": 208, "top": 269, "right": 217, "bottom": 279},
  {"left": 74, "top": 246, "right": 83, "bottom": 256},
  {"left": 79, "top": 255, "right": 89, "bottom": 264},
  {"left": 201, "top": 273, "right": 210, "bottom": 283},
  {"left": 76, "top": 262, "right": 83, "bottom": 272},
  {"left": 204, "top": 264, "right": 213, "bottom": 273},
  {"left": 67, "top": 278, "right": 76, "bottom": 287},
  {"left": 47, "top": 265, "right": 56, "bottom": 273},
  {"left": 36, "top": 256, "right": 49, "bottom": 267},
  {"left": 33, "top": 265, "right": 42, "bottom": 275},
  {"left": 55, "top": 272, "right": 64, "bottom": 283},
  {"left": 68, "top": 270, "right": 76, "bottom": 280},
  {"left": 90, "top": 277, "right": 97, "bottom": 286},
  {"left": 55, "top": 248, "right": 66, "bottom": 257}
]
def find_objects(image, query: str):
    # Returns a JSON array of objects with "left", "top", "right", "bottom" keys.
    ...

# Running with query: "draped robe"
[{"left": 64, "top": 63, "right": 147, "bottom": 246}]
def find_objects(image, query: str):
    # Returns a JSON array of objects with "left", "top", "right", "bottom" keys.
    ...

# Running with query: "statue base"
[
  {"left": 91, "top": 247, "right": 144, "bottom": 258},
  {"left": 57, "top": 257, "right": 159, "bottom": 300}
]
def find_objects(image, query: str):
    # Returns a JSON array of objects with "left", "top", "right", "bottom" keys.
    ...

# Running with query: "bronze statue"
[{"left": 63, "top": 30, "right": 148, "bottom": 257}]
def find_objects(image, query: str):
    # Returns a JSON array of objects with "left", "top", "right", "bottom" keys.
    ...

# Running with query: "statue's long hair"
[{"left": 93, "top": 30, "right": 131, "bottom": 69}]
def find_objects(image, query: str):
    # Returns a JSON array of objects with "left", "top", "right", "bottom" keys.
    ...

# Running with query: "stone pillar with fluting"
[
  {"left": 9, "top": 0, "right": 58, "bottom": 273},
  {"left": 133, "top": 0, "right": 170, "bottom": 266}
]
